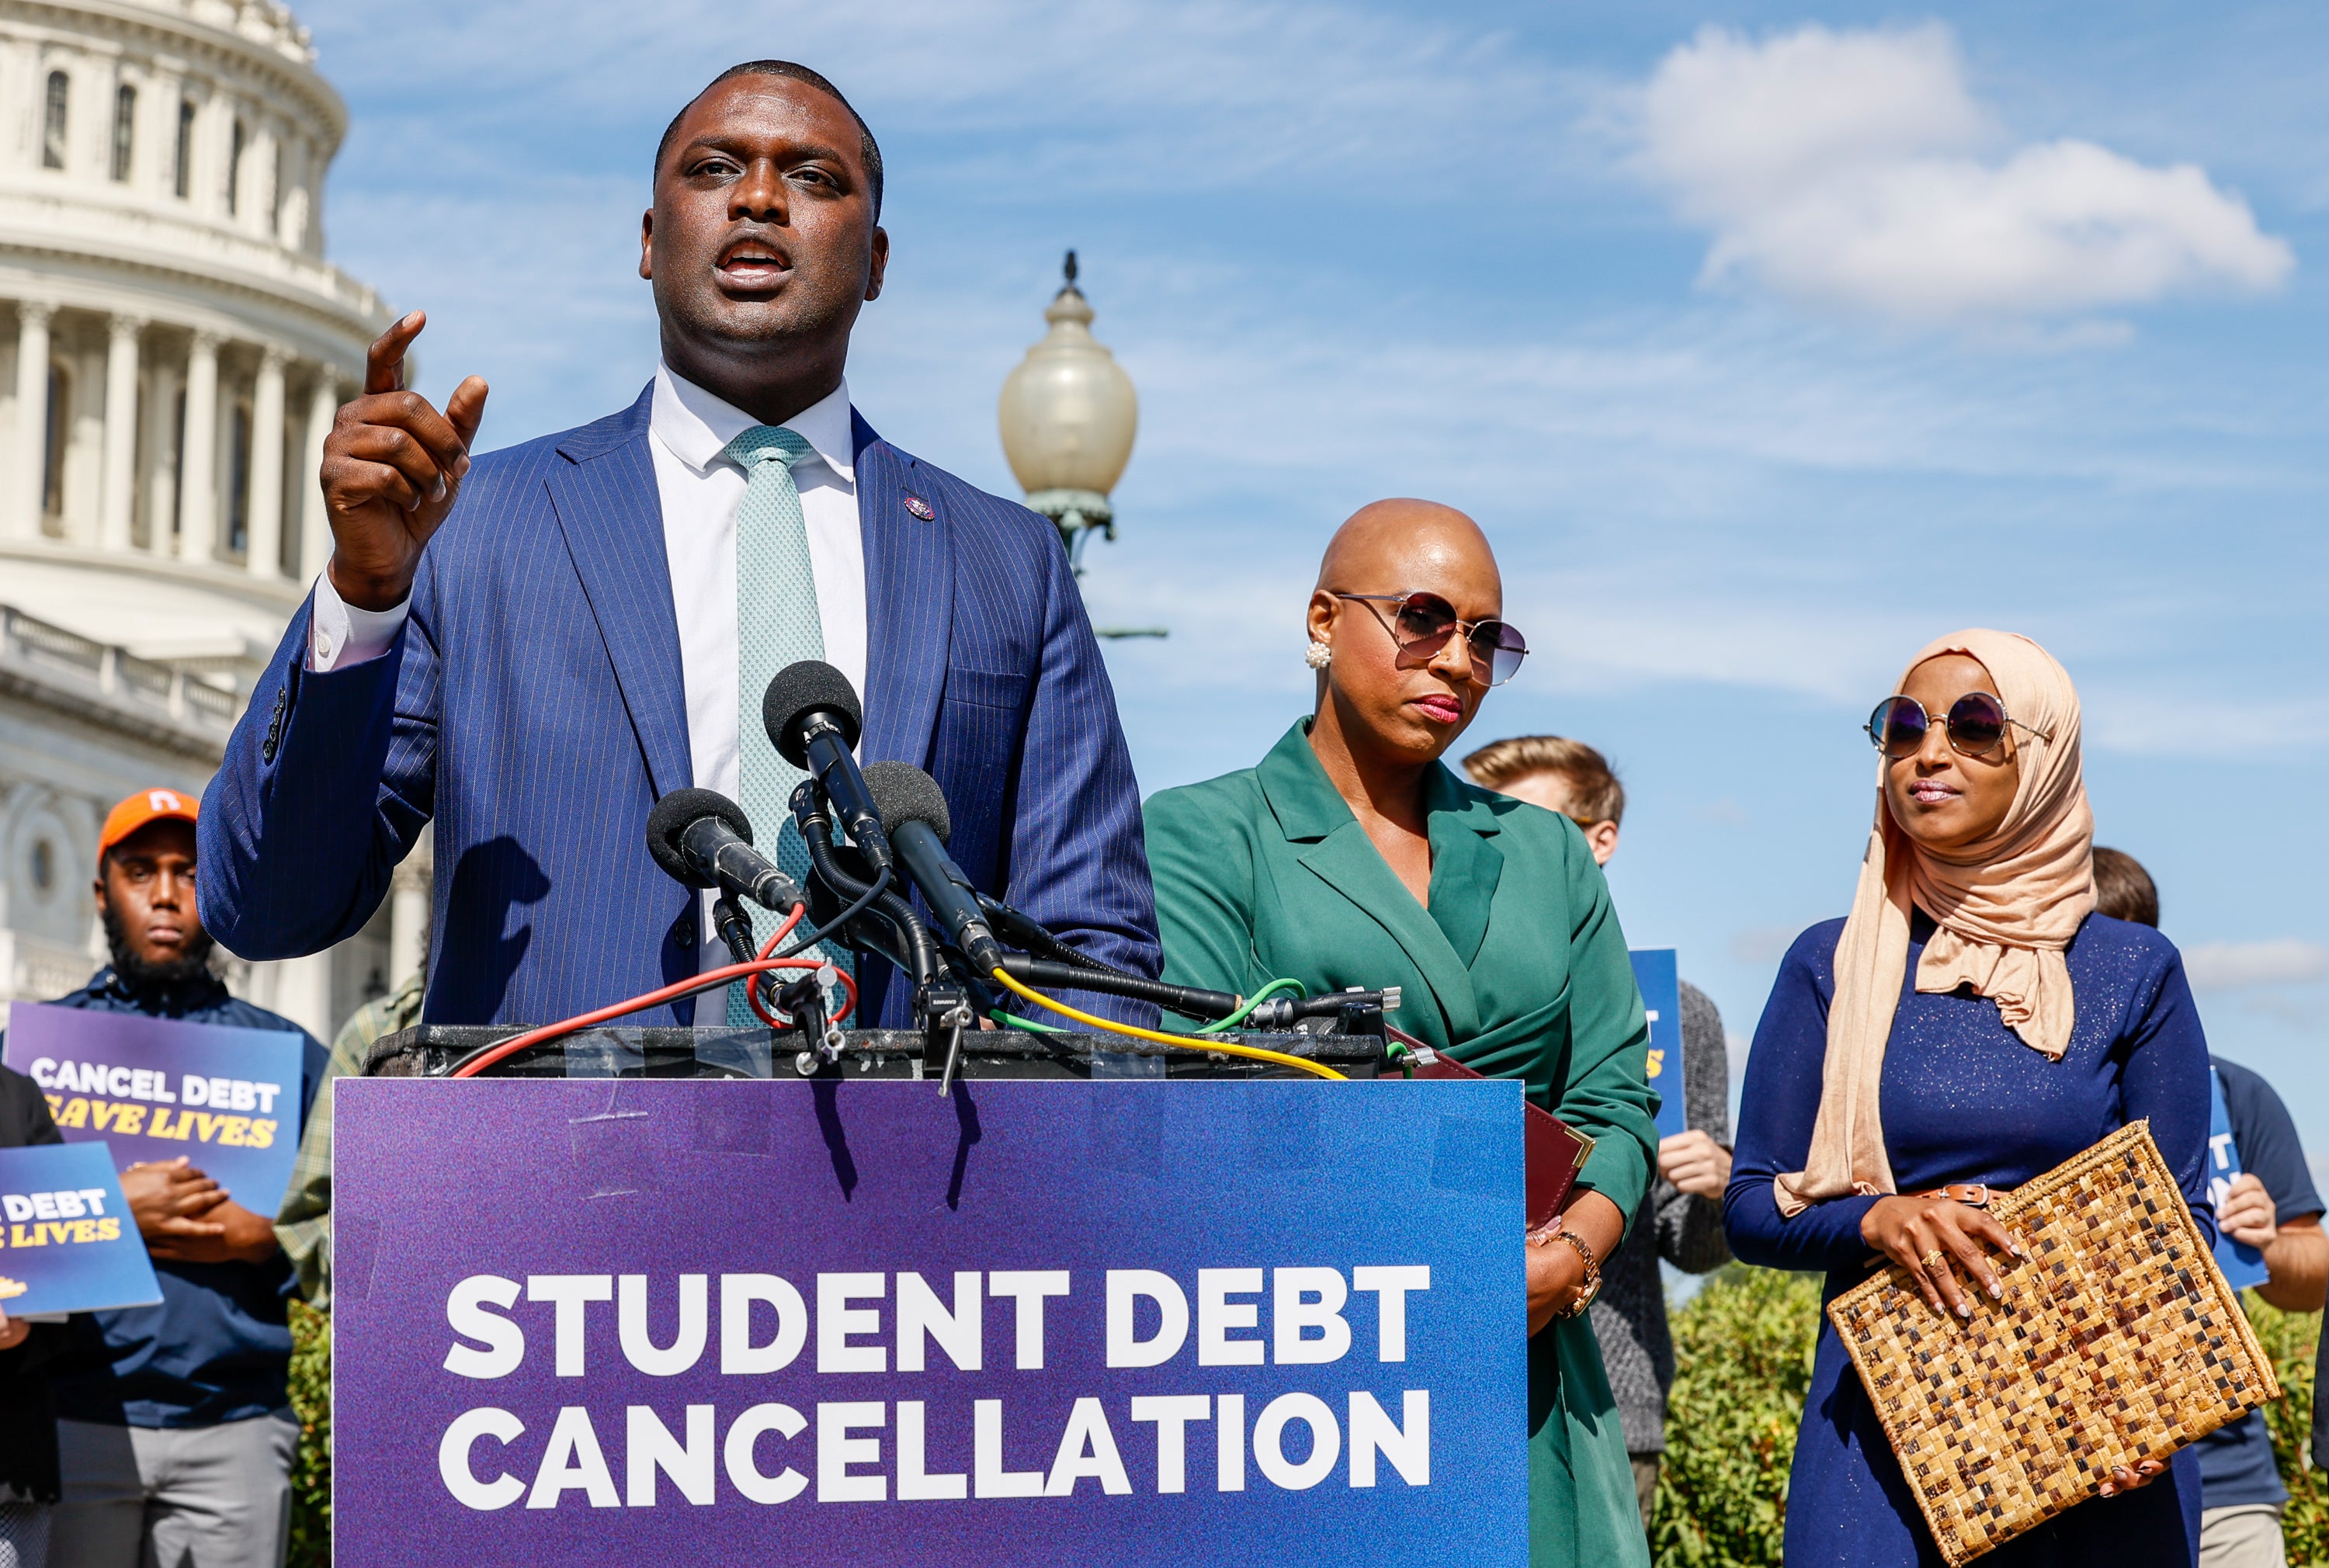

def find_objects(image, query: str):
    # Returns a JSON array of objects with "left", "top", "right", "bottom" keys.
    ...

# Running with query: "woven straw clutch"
[{"left": 1827, "top": 1119, "right": 2279, "bottom": 1566}]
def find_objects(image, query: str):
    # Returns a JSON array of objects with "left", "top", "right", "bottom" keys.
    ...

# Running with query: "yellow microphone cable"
[{"left": 987, "top": 968, "right": 1347, "bottom": 1082}]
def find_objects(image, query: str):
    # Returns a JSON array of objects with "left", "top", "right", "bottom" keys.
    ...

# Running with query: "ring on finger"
[{"left": 1921, "top": 1249, "right": 1948, "bottom": 1270}]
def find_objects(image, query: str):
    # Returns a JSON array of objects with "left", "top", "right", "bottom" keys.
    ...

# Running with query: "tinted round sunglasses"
[
  {"left": 1866, "top": 691, "right": 2052, "bottom": 760},
  {"left": 1332, "top": 590, "right": 1529, "bottom": 687}
]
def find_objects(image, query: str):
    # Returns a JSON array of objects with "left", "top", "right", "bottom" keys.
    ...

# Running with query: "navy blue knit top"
[{"left": 1726, "top": 911, "right": 2215, "bottom": 1567}]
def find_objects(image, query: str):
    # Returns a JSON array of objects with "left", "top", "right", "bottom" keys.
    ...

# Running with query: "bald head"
[
  {"left": 1304, "top": 498, "right": 1507, "bottom": 775},
  {"left": 1316, "top": 498, "right": 1498, "bottom": 595}
]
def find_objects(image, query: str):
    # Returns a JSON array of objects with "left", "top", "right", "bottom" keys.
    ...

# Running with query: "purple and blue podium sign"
[
  {"left": 0, "top": 1143, "right": 161, "bottom": 1315},
  {"left": 1629, "top": 949, "right": 1685, "bottom": 1140},
  {"left": 333, "top": 1078, "right": 1527, "bottom": 1566},
  {"left": 4, "top": 1003, "right": 306, "bottom": 1216}
]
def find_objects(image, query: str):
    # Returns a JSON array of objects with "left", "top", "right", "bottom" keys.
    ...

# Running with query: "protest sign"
[
  {"left": 1629, "top": 949, "right": 1685, "bottom": 1140},
  {"left": 333, "top": 1077, "right": 1527, "bottom": 1566},
  {"left": 4, "top": 1003, "right": 305, "bottom": 1216},
  {"left": 2206, "top": 1067, "right": 2270, "bottom": 1291},
  {"left": 0, "top": 1142, "right": 161, "bottom": 1316}
]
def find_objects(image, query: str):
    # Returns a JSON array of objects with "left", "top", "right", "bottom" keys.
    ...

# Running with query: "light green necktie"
[{"left": 723, "top": 425, "right": 844, "bottom": 1025}]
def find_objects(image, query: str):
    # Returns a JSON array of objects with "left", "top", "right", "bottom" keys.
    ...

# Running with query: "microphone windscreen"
[
  {"left": 646, "top": 788, "right": 754, "bottom": 887},
  {"left": 762, "top": 661, "right": 863, "bottom": 767},
  {"left": 861, "top": 761, "right": 952, "bottom": 845}
]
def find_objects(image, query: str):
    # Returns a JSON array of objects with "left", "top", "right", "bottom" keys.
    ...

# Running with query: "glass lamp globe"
[{"left": 998, "top": 252, "right": 1138, "bottom": 559}]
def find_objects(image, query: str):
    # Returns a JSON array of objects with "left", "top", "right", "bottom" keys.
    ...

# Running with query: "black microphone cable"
[
  {"left": 788, "top": 789, "right": 935, "bottom": 987},
  {"left": 773, "top": 865, "right": 895, "bottom": 968}
]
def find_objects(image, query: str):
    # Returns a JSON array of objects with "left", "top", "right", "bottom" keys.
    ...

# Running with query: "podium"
[
  {"left": 363, "top": 1024, "right": 1386, "bottom": 1081},
  {"left": 331, "top": 1031, "right": 1527, "bottom": 1566}
]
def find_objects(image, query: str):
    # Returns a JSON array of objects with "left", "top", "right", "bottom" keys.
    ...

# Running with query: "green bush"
[
  {"left": 1654, "top": 1265, "right": 1823, "bottom": 1566},
  {"left": 2246, "top": 1296, "right": 2324, "bottom": 1564},
  {"left": 1654, "top": 1268, "right": 2327, "bottom": 1568},
  {"left": 287, "top": 1300, "right": 331, "bottom": 1568}
]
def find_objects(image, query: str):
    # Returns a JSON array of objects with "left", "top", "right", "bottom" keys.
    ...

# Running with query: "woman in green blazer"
[{"left": 1143, "top": 500, "right": 1658, "bottom": 1567}]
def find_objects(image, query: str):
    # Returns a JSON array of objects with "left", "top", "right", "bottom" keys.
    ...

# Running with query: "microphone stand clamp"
[
  {"left": 919, "top": 981, "right": 974, "bottom": 1098},
  {"left": 1335, "top": 987, "right": 1389, "bottom": 1043},
  {"left": 780, "top": 968, "right": 846, "bottom": 1077}
]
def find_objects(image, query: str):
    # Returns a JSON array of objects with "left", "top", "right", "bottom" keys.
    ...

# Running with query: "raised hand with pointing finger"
[{"left": 319, "top": 310, "right": 488, "bottom": 612}]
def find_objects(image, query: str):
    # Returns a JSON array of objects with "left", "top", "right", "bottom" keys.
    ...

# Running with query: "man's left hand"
[
  {"left": 2220, "top": 1172, "right": 2278, "bottom": 1249},
  {"left": 1658, "top": 1129, "right": 1732, "bottom": 1200},
  {"left": 144, "top": 1201, "right": 279, "bottom": 1266}
]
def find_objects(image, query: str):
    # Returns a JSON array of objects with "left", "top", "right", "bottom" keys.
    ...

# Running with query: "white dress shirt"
[{"left": 307, "top": 363, "right": 870, "bottom": 977}]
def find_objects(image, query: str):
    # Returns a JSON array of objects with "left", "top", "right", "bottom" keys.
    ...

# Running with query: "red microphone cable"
[
  {"left": 444, "top": 905, "right": 860, "bottom": 1078},
  {"left": 745, "top": 907, "right": 825, "bottom": 1030}
]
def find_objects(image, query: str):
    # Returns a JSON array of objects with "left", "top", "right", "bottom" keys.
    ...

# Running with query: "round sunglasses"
[
  {"left": 1866, "top": 692, "right": 2051, "bottom": 760},
  {"left": 1331, "top": 590, "right": 1529, "bottom": 687}
]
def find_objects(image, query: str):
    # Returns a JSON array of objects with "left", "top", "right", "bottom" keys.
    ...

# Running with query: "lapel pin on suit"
[{"left": 903, "top": 494, "right": 935, "bottom": 520}]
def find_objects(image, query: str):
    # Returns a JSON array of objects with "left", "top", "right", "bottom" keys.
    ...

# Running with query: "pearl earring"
[{"left": 1304, "top": 640, "right": 1332, "bottom": 670}]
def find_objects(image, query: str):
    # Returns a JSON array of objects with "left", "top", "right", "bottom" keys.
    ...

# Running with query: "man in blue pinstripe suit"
[{"left": 197, "top": 61, "right": 1161, "bottom": 1033}]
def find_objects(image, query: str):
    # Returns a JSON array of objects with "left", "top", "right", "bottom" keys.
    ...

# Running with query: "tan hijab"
[{"left": 1774, "top": 630, "right": 2095, "bottom": 1216}]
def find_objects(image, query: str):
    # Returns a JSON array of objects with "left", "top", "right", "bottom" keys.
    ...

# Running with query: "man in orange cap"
[
  {"left": 89, "top": 789, "right": 208, "bottom": 995},
  {"left": 2, "top": 788, "right": 328, "bottom": 1568}
]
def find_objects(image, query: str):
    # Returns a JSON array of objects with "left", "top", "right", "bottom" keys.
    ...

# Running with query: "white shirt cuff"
[{"left": 307, "top": 569, "right": 411, "bottom": 672}]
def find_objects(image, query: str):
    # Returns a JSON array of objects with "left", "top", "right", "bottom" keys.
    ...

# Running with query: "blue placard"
[
  {"left": 1630, "top": 949, "right": 1685, "bottom": 1140},
  {"left": 4, "top": 1003, "right": 305, "bottom": 1218},
  {"left": 2207, "top": 1067, "right": 2270, "bottom": 1292},
  {"left": 0, "top": 1143, "right": 161, "bottom": 1316},
  {"left": 331, "top": 1078, "right": 1529, "bottom": 1566}
]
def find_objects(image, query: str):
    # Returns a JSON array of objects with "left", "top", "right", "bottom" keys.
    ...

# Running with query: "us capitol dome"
[{"left": 0, "top": 0, "right": 414, "bottom": 1036}]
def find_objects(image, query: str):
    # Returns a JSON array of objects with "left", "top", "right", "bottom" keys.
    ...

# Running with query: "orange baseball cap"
[{"left": 99, "top": 787, "right": 199, "bottom": 861}]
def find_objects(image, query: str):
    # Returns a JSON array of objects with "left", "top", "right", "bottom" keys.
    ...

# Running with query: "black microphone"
[
  {"left": 860, "top": 761, "right": 1004, "bottom": 975},
  {"left": 762, "top": 662, "right": 893, "bottom": 873},
  {"left": 645, "top": 789, "right": 804, "bottom": 913}
]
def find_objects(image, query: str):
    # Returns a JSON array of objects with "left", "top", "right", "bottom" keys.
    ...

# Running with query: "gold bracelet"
[{"left": 1550, "top": 1230, "right": 1602, "bottom": 1319}]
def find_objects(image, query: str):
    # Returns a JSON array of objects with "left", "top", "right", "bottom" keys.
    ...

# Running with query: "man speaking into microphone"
[{"left": 199, "top": 61, "right": 1160, "bottom": 1030}]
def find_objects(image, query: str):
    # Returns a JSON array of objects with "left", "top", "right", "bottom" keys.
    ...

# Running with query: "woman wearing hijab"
[
  {"left": 1144, "top": 500, "right": 1659, "bottom": 1567},
  {"left": 1726, "top": 630, "right": 2213, "bottom": 1567}
]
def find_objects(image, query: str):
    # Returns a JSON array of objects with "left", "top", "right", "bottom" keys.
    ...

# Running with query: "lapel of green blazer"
[
  {"left": 1254, "top": 722, "right": 1496, "bottom": 1042},
  {"left": 1421, "top": 763, "right": 1504, "bottom": 970}
]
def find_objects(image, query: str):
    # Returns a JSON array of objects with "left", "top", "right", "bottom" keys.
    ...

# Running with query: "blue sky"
[{"left": 303, "top": 0, "right": 2329, "bottom": 1154}]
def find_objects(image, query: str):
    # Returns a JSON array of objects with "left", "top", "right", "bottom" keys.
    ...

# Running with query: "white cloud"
[
  {"left": 2083, "top": 687, "right": 2329, "bottom": 758},
  {"left": 307, "top": 0, "right": 1577, "bottom": 205},
  {"left": 2183, "top": 939, "right": 2329, "bottom": 990},
  {"left": 1632, "top": 23, "right": 2294, "bottom": 325}
]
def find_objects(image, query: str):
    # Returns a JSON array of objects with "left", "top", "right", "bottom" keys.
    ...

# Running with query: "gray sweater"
[{"left": 1588, "top": 980, "right": 1732, "bottom": 1454}]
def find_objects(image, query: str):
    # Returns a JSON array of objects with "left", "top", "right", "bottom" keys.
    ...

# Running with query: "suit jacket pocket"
[{"left": 946, "top": 667, "right": 1029, "bottom": 712}]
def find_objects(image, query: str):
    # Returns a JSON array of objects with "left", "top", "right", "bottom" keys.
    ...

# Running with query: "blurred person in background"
[
  {"left": 0, "top": 789, "right": 328, "bottom": 1568},
  {"left": 275, "top": 969, "right": 425, "bottom": 1310},
  {"left": 1463, "top": 735, "right": 1731, "bottom": 1533},
  {"left": 0, "top": 1063, "right": 70, "bottom": 1566},
  {"left": 1143, "top": 501, "right": 1657, "bottom": 1567},
  {"left": 2093, "top": 847, "right": 2324, "bottom": 1568},
  {"left": 1726, "top": 631, "right": 2213, "bottom": 1566}
]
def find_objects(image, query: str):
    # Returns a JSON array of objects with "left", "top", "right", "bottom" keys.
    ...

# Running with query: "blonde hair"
[{"left": 1461, "top": 735, "right": 1625, "bottom": 825}]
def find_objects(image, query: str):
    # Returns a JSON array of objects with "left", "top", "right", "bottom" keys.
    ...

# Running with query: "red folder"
[{"left": 1387, "top": 1025, "right": 1595, "bottom": 1232}]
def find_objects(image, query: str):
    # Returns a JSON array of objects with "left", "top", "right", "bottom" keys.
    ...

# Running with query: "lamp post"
[{"left": 998, "top": 253, "right": 1164, "bottom": 639}]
